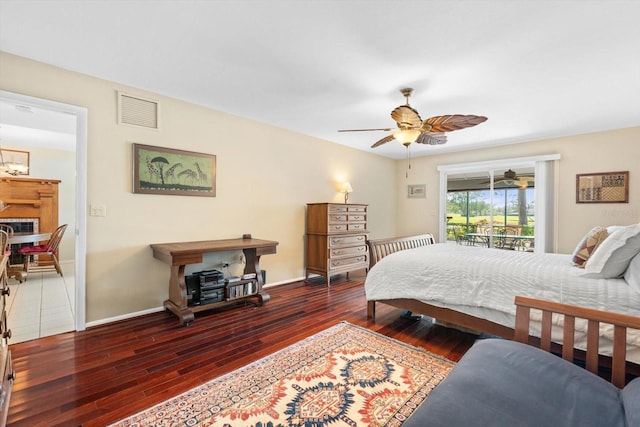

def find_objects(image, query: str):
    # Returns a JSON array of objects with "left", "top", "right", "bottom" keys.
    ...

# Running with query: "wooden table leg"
[
  {"left": 243, "top": 247, "right": 270, "bottom": 304},
  {"left": 164, "top": 264, "right": 194, "bottom": 325}
]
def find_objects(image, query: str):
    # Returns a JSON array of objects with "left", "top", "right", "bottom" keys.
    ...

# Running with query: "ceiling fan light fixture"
[
  {"left": 393, "top": 129, "right": 420, "bottom": 145},
  {"left": 339, "top": 88, "right": 486, "bottom": 150}
]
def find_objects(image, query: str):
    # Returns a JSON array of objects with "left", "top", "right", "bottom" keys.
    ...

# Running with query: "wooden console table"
[{"left": 150, "top": 238, "right": 278, "bottom": 325}]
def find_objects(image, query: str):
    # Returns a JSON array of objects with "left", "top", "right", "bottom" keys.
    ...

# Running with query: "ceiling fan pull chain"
[{"left": 406, "top": 144, "right": 411, "bottom": 178}]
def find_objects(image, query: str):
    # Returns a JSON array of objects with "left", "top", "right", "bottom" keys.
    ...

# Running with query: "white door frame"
[{"left": 1, "top": 90, "right": 87, "bottom": 331}]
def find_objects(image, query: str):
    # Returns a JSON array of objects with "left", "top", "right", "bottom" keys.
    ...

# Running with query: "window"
[{"left": 437, "top": 155, "right": 560, "bottom": 253}]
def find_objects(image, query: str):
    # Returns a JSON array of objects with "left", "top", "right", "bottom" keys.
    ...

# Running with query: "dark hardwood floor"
[{"left": 7, "top": 273, "right": 478, "bottom": 427}]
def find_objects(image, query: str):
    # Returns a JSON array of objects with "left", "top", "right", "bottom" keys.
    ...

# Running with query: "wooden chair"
[
  {"left": 0, "top": 229, "right": 9, "bottom": 257},
  {"left": 452, "top": 226, "right": 470, "bottom": 245},
  {"left": 19, "top": 224, "right": 68, "bottom": 278},
  {"left": 514, "top": 295, "right": 640, "bottom": 387}
]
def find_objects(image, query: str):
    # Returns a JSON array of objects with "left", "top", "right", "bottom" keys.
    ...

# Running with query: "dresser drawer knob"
[{"left": 1, "top": 288, "right": 9, "bottom": 296}]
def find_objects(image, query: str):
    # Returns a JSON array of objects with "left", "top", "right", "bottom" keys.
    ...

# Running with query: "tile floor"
[{"left": 5, "top": 262, "right": 75, "bottom": 344}]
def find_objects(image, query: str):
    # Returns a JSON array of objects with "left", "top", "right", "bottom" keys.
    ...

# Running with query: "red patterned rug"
[{"left": 110, "top": 321, "right": 454, "bottom": 426}]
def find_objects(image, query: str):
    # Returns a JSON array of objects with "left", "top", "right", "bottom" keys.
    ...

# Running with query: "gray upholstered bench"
[{"left": 404, "top": 338, "right": 639, "bottom": 426}]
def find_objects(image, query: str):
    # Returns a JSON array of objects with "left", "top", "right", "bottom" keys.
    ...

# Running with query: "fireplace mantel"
[{"left": 0, "top": 177, "right": 60, "bottom": 235}]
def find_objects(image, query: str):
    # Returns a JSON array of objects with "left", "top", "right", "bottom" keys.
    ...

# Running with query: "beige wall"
[
  {"left": 0, "top": 52, "right": 397, "bottom": 322},
  {"left": 395, "top": 127, "right": 640, "bottom": 253}
]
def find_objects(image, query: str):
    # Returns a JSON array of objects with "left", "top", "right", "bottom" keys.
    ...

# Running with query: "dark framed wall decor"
[
  {"left": 133, "top": 143, "right": 216, "bottom": 196},
  {"left": 576, "top": 171, "right": 628, "bottom": 203}
]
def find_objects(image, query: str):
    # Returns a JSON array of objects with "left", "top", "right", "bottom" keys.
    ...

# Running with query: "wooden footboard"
[{"left": 515, "top": 296, "right": 640, "bottom": 387}]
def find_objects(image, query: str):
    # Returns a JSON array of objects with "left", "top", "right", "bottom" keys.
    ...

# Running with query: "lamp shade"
[
  {"left": 342, "top": 182, "right": 353, "bottom": 193},
  {"left": 393, "top": 129, "right": 421, "bottom": 145}
]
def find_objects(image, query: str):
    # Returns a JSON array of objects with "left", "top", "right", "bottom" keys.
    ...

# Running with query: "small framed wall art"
[
  {"left": 408, "top": 184, "right": 426, "bottom": 199},
  {"left": 133, "top": 143, "right": 216, "bottom": 196},
  {"left": 576, "top": 171, "right": 628, "bottom": 203},
  {"left": 0, "top": 149, "right": 30, "bottom": 175}
]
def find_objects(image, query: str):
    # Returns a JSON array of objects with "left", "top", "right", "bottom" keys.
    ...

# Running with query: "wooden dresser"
[
  {"left": 0, "top": 257, "right": 14, "bottom": 425},
  {"left": 305, "top": 203, "right": 368, "bottom": 286}
]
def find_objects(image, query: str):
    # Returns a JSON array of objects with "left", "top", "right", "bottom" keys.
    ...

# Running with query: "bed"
[{"left": 365, "top": 225, "right": 640, "bottom": 363}]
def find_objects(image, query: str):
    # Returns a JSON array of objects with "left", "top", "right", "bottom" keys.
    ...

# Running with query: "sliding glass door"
[
  {"left": 438, "top": 155, "right": 560, "bottom": 253},
  {"left": 444, "top": 168, "right": 535, "bottom": 250}
]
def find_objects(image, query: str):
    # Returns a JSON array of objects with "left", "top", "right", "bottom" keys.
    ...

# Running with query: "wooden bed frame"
[
  {"left": 515, "top": 295, "right": 640, "bottom": 386},
  {"left": 366, "top": 235, "right": 640, "bottom": 383},
  {"left": 366, "top": 233, "right": 515, "bottom": 339}
]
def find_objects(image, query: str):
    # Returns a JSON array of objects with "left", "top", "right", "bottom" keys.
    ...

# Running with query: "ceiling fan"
[
  {"left": 338, "top": 88, "right": 488, "bottom": 148},
  {"left": 485, "top": 169, "right": 534, "bottom": 189}
]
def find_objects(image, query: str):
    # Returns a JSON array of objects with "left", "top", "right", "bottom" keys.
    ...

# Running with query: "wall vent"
[{"left": 118, "top": 92, "right": 159, "bottom": 129}]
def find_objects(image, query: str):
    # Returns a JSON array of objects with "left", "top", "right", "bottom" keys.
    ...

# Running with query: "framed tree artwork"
[{"left": 133, "top": 143, "right": 216, "bottom": 196}]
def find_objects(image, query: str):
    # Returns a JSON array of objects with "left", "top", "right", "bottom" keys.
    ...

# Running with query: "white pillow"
[
  {"left": 625, "top": 252, "right": 640, "bottom": 294},
  {"left": 585, "top": 224, "right": 640, "bottom": 278}
]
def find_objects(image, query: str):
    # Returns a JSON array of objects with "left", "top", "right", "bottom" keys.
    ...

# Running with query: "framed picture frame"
[
  {"left": 408, "top": 184, "right": 426, "bottom": 199},
  {"left": 0, "top": 149, "right": 30, "bottom": 175},
  {"left": 133, "top": 143, "right": 216, "bottom": 196},
  {"left": 576, "top": 171, "right": 628, "bottom": 203}
]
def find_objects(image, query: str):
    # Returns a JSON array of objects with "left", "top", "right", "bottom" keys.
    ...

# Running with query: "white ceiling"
[{"left": 1, "top": 0, "right": 639, "bottom": 159}]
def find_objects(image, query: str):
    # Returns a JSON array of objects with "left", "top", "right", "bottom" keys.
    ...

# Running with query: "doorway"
[{"left": 0, "top": 90, "right": 87, "bottom": 335}]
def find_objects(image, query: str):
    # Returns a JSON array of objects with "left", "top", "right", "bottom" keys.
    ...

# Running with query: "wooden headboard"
[{"left": 367, "top": 234, "right": 435, "bottom": 269}]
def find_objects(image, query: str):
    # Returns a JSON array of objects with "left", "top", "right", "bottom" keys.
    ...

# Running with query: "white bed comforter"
[{"left": 365, "top": 244, "right": 640, "bottom": 353}]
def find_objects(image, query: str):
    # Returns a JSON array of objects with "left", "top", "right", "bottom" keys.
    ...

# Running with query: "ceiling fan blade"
[
  {"left": 481, "top": 178, "right": 503, "bottom": 185},
  {"left": 391, "top": 105, "right": 422, "bottom": 128},
  {"left": 338, "top": 128, "right": 394, "bottom": 132},
  {"left": 422, "top": 114, "right": 488, "bottom": 132},
  {"left": 416, "top": 132, "right": 447, "bottom": 145},
  {"left": 371, "top": 134, "right": 395, "bottom": 148}
]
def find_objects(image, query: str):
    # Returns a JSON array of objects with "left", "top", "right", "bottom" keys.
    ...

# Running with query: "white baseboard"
[
  {"left": 86, "top": 277, "right": 306, "bottom": 328},
  {"left": 86, "top": 306, "right": 165, "bottom": 328},
  {"left": 263, "top": 276, "right": 306, "bottom": 288}
]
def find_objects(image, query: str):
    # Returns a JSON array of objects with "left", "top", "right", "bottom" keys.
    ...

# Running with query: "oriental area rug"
[{"left": 110, "top": 322, "right": 455, "bottom": 427}]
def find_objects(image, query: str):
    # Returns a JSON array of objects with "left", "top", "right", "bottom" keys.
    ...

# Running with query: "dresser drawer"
[
  {"left": 327, "top": 223, "right": 349, "bottom": 232},
  {"left": 330, "top": 245, "right": 367, "bottom": 258},
  {"left": 347, "top": 213, "right": 366, "bottom": 222},
  {"left": 329, "top": 234, "right": 366, "bottom": 247},
  {"left": 347, "top": 206, "right": 366, "bottom": 213},
  {"left": 328, "top": 205, "right": 349, "bottom": 214},
  {"left": 348, "top": 223, "right": 367, "bottom": 231},
  {"left": 0, "top": 312, "right": 8, "bottom": 341},
  {"left": 329, "top": 254, "right": 368, "bottom": 269},
  {"left": 328, "top": 214, "right": 348, "bottom": 223},
  {"left": 0, "top": 346, "right": 12, "bottom": 426}
]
